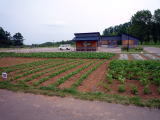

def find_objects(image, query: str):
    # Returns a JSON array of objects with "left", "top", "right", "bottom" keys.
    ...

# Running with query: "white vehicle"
[{"left": 58, "top": 44, "right": 71, "bottom": 50}]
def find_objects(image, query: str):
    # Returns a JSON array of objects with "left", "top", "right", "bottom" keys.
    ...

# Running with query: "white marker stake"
[{"left": 2, "top": 72, "right": 7, "bottom": 80}]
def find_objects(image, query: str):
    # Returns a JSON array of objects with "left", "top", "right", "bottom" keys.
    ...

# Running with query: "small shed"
[{"left": 73, "top": 32, "right": 100, "bottom": 51}]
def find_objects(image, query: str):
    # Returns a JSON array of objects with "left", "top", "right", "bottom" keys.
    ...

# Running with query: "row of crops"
[
  {"left": 0, "top": 58, "right": 105, "bottom": 92},
  {"left": 0, "top": 52, "right": 115, "bottom": 59},
  {"left": 106, "top": 60, "right": 160, "bottom": 95}
]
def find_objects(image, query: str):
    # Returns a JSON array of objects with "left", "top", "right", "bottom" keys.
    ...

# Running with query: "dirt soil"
[
  {"left": 58, "top": 60, "right": 100, "bottom": 89},
  {"left": 39, "top": 60, "right": 91, "bottom": 87},
  {"left": 78, "top": 55, "right": 119, "bottom": 92},
  {"left": 0, "top": 57, "right": 44, "bottom": 67}
]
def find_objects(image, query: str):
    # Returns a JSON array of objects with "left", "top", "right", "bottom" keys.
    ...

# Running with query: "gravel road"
[
  {"left": 144, "top": 47, "right": 160, "bottom": 53},
  {"left": 0, "top": 89, "right": 160, "bottom": 120}
]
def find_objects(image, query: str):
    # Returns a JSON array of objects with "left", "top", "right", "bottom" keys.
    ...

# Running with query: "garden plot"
[
  {"left": 100, "top": 60, "right": 160, "bottom": 99},
  {"left": 1, "top": 52, "right": 160, "bottom": 108},
  {"left": 119, "top": 54, "right": 128, "bottom": 60},
  {"left": 143, "top": 54, "right": 160, "bottom": 60},
  {"left": 131, "top": 54, "right": 145, "bottom": 60}
]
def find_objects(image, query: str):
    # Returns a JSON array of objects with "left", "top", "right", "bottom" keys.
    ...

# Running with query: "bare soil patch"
[{"left": 0, "top": 57, "right": 44, "bottom": 67}]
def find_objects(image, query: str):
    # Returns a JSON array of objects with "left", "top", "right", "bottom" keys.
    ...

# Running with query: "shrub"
[
  {"left": 118, "top": 85, "right": 126, "bottom": 93},
  {"left": 143, "top": 86, "right": 152, "bottom": 95},
  {"left": 140, "top": 78, "right": 150, "bottom": 86},
  {"left": 131, "top": 85, "right": 138, "bottom": 95},
  {"left": 118, "top": 75, "right": 125, "bottom": 84},
  {"left": 106, "top": 74, "right": 113, "bottom": 84},
  {"left": 153, "top": 78, "right": 160, "bottom": 86}
]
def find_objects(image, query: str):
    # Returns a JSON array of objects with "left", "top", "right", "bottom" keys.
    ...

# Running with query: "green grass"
[
  {"left": 0, "top": 52, "right": 115, "bottom": 59},
  {"left": 0, "top": 81, "right": 160, "bottom": 108}
]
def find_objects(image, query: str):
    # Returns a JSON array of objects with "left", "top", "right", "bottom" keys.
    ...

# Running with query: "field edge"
[{"left": 0, "top": 81, "right": 160, "bottom": 109}]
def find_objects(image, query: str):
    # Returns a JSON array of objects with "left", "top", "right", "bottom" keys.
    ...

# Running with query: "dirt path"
[{"left": 0, "top": 89, "right": 159, "bottom": 120}]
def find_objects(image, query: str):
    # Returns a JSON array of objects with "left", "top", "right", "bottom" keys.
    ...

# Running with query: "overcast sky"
[{"left": 0, "top": 0, "right": 159, "bottom": 45}]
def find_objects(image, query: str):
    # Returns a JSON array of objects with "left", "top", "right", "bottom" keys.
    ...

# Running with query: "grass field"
[{"left": 0, "top": 52, "right": 160, "bottom": 108}]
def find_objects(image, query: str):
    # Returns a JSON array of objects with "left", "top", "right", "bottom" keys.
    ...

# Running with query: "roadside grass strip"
[
  {"left": 70, "top": 60, "right": 105, "bottom": 90},
  {"left": 1, "top": 59, "right": 54, "bottom": 73},
  {"left": 18, "top": 60, "right": 79, "bottom": 83},
  {"left": 119, "top": 54, "right": 128, "bottom": 60},
  {"left": 10, "top": 59, "right": 74, "bottom": 81},
  {"left": 131, "top": 54, "right": 145, "bottom": 60},
  {"left": 32, "top": 60, "right": 86, "bottom": 86},
  {"left": 143, "top": 54, "right": 160, "bottom": 60},
  {"left": 45, "top": 60, "right": 98, "bottom": 89}
]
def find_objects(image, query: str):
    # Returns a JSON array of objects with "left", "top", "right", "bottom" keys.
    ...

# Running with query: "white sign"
[{"left": 2, "top": 72, "right": 7, "bottom": 80}]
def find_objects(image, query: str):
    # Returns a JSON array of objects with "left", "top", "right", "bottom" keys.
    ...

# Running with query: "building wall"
[
  {"left": 76, "top": 41, "right": 98, "bottom": 51},
  {"left": 122, "top": 40, "right": 135, "bottom": 47}
]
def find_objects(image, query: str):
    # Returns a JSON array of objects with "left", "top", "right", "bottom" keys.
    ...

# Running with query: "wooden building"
[
  {"left": 100, "top": 34, "right": 139, "bottom": 48},
  {"left": 73, "top": 32, "right": 100, "bottom": 51},
  {"left": 73, "top": 32, "right": 139, "bottom": 51}
]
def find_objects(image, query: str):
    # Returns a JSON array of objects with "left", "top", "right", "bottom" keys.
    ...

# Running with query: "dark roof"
[
  {"left": 73, "top": 32, "right": 100, "bottom": 41},
  {"left": 121, "top": 34, "right": 139, "bottom": 41},
  {"left": 121, "top": 33, "right": 139, "bottom": 39},
  {"left": 101, "top": 36, "right": 121, "bottom": 41}
]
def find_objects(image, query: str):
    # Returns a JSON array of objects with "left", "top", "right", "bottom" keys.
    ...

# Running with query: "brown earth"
[
  {"left": 27, "top": 60, "right": 81, "bottom": 85},
  {"left": 98, "top": 79, "right": 160, "bottom": 99},
  {"left": 0, "top": 57, "right": 44, "bottom": 67},
  {"left": 39, "top": 60, "right": 92, "bottom": 87},
  {"left": 8, "top": 60, "right": 61, "bottom": 82},
  {"left": 78, "top": 55, "right": 119, "bottom": 92},
  {"left": 58, "top": 60, "right": 100, "bottom": 89}
]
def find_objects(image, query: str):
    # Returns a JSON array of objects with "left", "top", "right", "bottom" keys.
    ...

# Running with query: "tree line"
[
  {"left": 103, "top": 9, "right": 160, "bottom": 45},
  {"left": 0, "top": 27, "right": 24, "bottom": 47}
]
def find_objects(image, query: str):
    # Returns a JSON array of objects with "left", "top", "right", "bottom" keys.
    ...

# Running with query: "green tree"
[
  {"left": 130, "top": 10, "right": 152, "bottom": 44},
  {"left": 0, "top": 27, "right": 12, "bottom": 47},
  {"left": 13, "top": 32, "right": 24, "bottom": 46},
  {"left": 152, "top": 9, "right": 160, "bottom": 43}
]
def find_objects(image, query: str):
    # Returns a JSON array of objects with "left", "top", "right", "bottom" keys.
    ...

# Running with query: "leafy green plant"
[
  {"left": 118, "top": 85, "right": 126, "bottom": 93},
  {"left": 131, "top": 85, "right": 138, "bottom": 95},
  {"left": 143, "top": 86, "right": 152, "bottom": 95},
  {"left": 140, "top": 78, "right": 150, "bottom": 86},
  {"left": 118, "top": 75, "right": 125, "bottom": 84},
  {"left": 153, "top": 78, "right": 160, "bottom": 86},
  {"left": 106, "top": 73, "right": 113, "bottom": 84}
]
